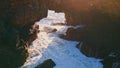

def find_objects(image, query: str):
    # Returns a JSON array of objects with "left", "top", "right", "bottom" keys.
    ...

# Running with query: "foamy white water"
[{"left": 21, "top": 10, "right": 103, "bottom": 68}]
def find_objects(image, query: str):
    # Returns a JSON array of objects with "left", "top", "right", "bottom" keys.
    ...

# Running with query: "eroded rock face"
[
  {"left": 0, "top": 0, "right": 47, "bottom": 28},
  {"left": 61, "top": 28, "right": 85, "bottom": 41},
  {"left": 0, "top": 0, "right": 47, "bottom": 67},
  {"left": 46, "top": 0, "right": 120, "bottom": 25}
]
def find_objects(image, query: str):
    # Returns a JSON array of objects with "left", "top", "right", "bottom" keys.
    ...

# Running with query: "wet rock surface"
[{"left": 35, "top": 59, "right": 56, "bottom": 68}]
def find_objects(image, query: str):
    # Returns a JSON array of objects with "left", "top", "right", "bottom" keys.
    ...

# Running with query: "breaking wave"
[{"left": 21, "top": 10, "right": 103, "bottom": 68}]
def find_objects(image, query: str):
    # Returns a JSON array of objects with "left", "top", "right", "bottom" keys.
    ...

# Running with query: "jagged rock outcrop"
[{"left": 0, "top": 0, "right": 47, "bottom": 67}]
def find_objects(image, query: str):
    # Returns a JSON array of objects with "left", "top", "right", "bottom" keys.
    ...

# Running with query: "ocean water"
[{"left": 21, "top": 10, "right": 103, "bottom": 68}]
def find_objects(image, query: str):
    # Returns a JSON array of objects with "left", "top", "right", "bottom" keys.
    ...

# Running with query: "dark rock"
[
  {"left": 46, "top": 0, "right": 120, "bottom": 25},
  {"left": 35, "top": 59, "right": 56, "bottom": 68},
  {"left": 76, "top": 23, "right": 120, "bottom": 67},
  {"left": 43, "top": 27, "right": 57, "bottom": 33},
  {"left": 61, "top": 28, "right": 85, "bottom": 41},
  {"left": 0, "top": 0, "right": 47, "bottom": 67},
  {"left": 0, "top": 22, "right": 28, "bottom": 67},
  {"left": 102, "top": 52, "right": 120, "bottom": 68}
]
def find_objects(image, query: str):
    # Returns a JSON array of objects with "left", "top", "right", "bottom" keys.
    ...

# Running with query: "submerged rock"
[{"left": 35, "top": 59, "right": 56, "bottom": 68}]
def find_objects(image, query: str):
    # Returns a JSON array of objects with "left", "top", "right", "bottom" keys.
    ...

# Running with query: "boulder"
[
  {"left": 35, "top": 59, "right": 56, "bottom": 68},
  {"left": 61, "top": 28, "right": 85, "bottom": 41}
]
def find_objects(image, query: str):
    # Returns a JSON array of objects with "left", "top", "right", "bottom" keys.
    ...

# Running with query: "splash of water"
[{"left": 21, "top": 10, "right": 103, "bottom": 68}]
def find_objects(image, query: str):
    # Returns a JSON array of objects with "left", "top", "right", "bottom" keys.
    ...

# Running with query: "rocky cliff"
[{"left": 0, "top": 0, "right": 47, "bottom": 67}]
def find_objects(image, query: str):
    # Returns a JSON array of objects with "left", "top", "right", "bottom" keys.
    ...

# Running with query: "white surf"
[{"left": 21, "top": 10, "right": 103, "bottom": 68}]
